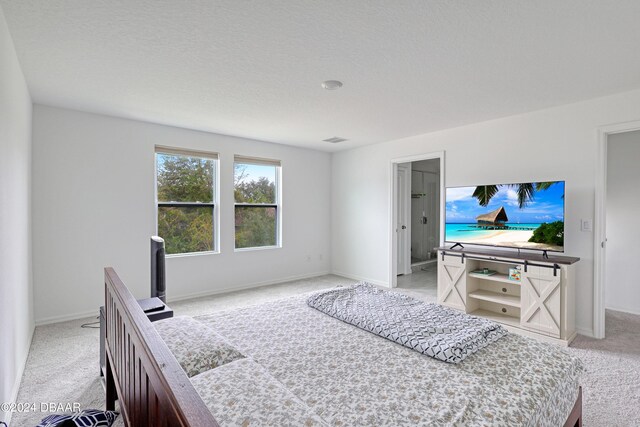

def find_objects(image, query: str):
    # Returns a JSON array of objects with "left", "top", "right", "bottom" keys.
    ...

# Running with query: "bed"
[{"left": 104, "top": 267, "right": 583, "bottom": 426}]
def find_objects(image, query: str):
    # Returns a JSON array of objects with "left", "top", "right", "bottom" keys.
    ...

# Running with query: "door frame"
[
  {"left": 396, "top": 163, "right": 412, "bottom": 276},
  {"left": 389, "top": 151, "right": 445, "bottom": 288},
  {"left": 594, "top": 120, "right": 640, "bottom": 339}
]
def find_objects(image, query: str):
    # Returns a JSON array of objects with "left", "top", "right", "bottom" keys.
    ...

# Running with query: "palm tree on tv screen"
[{"left": 472, "top": 181, "right": 559, "bottom": 209}]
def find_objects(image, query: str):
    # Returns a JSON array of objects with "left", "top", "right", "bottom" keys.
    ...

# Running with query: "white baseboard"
[
  {"left": 575, "top": 326, "right": 595, "bottom": 338},
  {"left": 3, "top": 326, "right": 34, "bottom": 426},
  {"left": 35, "top": 309, "right": 99, "bottom": 326},
  {"left": 167, "top": 270, "right": 331, "bottom": 303},
  {"left": 34, "top": 271, "right": 332, "bottom": 326},
  {"left": 330, "top": 270, "right": 388, "bottom": 287},
  {"left": 605, "top": 305, "right": 640, "bottom": 316}
]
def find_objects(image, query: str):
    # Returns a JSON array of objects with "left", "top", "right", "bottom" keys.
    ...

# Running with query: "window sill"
[
  {"left": 234, "top": 245, "right": 281, "bottom": 253},
  {"left": 166, "top": 250, "right": 220, "bottom": 259}
]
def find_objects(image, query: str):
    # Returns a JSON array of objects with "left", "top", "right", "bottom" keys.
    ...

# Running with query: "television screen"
[{"left": 445, "top": 181, "right": 565, "bottom": 252}]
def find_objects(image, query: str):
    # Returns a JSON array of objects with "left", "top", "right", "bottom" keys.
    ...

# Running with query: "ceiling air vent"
[{"left": 323, "top": 137, "right": 348, "bottom": 144}]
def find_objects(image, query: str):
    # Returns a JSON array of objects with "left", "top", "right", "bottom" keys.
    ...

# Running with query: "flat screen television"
[{"left": 445, "top": 181, "right": 565, "bottom": 252}]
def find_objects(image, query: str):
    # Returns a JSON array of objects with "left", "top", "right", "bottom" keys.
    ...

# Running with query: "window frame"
[
  {"left": 233, "top": 155, "right": 282, "bottom": 251},
  {"left": 155, "top": 146, "right": 220, "bottom": 257}
]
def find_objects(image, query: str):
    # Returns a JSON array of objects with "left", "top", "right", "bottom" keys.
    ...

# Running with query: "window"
[
  {"left": 156, "top": 147, "right": 218, "bottom": 255},
  {"left": 234, "top": 156, "right": 281, "bottom": 249}
]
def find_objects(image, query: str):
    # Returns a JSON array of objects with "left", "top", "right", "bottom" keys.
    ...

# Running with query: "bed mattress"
[{"left": 196, "top": 292, "right": 583, "bottom": 426}]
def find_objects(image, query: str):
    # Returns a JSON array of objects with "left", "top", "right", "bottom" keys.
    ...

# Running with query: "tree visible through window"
[
  {"left": 234, "top": 157, "right": 280, "bottom": 249},
  {"left": 156, "top": 148, "right": 217, "bottom": 255}
]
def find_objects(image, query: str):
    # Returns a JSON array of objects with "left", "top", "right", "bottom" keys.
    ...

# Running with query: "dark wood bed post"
[
  {"left": 105, "top": 353, "right": 117, "bottom": 411},
  {"left": 104, "top": 267, "right": 219, "bottom": 426},
  {"left": 104, "top": 282, "right": 117, "bottom": 411},
  {"left": 563, "top": 386, "right": 582, "bottom": 427}
]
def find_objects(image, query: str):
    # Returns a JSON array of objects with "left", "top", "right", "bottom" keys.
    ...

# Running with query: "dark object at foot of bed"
[
  {"left": 104, "top": 267, "right": 218, "bottom": 426},
  {"left": 99, "top": 299, "right": 173, "bottom": 379},
  {"left": 563, "top": 386, "right": 582, "bottom": 427}
]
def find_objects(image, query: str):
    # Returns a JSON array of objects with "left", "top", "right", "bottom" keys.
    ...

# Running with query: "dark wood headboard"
[{"left": 104, "top": 267, "right": 219, "bottom": 427}]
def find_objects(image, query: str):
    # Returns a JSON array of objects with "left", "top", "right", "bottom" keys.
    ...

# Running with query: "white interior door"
[
  {"left": 605, "top": 131, "right": 640, "bottom": 316},
  {"left": 425, "top": 172, "right": 439, "bottom": 258},
  {"left": 397, "top": 164, "right": 411, "bottom": 275}
]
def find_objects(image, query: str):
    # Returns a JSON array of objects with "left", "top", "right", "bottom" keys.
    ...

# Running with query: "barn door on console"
[
  {"left": 520, "top": 265, "right": 561, "bottom": 337},
  {"left": 437, "top": 256, "right": 466, "bottom": 311}
]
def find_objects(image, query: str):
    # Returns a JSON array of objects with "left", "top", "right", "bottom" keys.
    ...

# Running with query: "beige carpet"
[
  {"left": 564, "top": 310, "right": 640, "bottom": 425},
  {"left": 10, "top": 273, "right": 640, "bottom": 426}
]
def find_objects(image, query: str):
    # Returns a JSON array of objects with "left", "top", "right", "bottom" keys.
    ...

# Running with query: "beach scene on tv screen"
[{"left": 445, "top": 181, "right": 565, "bottom": 252}]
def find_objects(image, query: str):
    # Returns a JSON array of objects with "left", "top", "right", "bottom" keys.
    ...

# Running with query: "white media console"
[{"left": 436, "top": 246, "right": 580, "bottom": 345}]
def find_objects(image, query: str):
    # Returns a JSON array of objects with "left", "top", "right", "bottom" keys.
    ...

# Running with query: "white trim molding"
[
  {"left": 2, "top": 327, "right": 35, "bottom": 425},
  {"left": 167, "top": 271, "right": 329, "bottom": 303},
  {"left": 35, "top": 271, "right": 331, "bottom": 326},
  {"left": 331, "top": 271, "right": 389, "bottom": 287},
  {"left": 35, "top": 309, "right": 103, "bottom": 326},
  {"left": 605, "top": 305, "right": 640, "bottom": 317},
  {"left": 575, "top": 326, "right": 595, "bottom": 339},
  {"left": 594, "top": 120, "right": 640, "bottom": 339}
]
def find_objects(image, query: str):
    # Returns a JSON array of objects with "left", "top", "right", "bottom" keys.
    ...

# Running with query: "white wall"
[
  {"left": 0, "top": 7, "right": 34, "bottom": 424},
  {"left": 605, "top": 130, "right": 640, "bottom": 315},
  {"left": 32, "top": 105, "right": 331, "bottom": 324},
  {"left": 332, "top": 89, "right": 640, "bottom": 336}
]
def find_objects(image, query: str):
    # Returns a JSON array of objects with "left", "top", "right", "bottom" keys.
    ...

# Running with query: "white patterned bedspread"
[
  {"left": 196, "top": 292, "right": 583, "bottom": 427},
  {"left": 307, "top": 283, "right": 507, "bottom": 364},
  {"left": 191, "top": 358, "right": 327, "bottom": 426}
]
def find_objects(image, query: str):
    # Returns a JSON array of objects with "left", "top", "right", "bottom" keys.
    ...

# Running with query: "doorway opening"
[
  {"left": 602, "top": 130, "right": 640, "bottom": 338},
  {"left": 390, "top": 152, "right": 444, "bottom": 300},
  {"left": 410, "top": 160, "right": 441, "bottom": 267},
  {"left": 594, "top": 121, "right": 640, "bottom": 339}
]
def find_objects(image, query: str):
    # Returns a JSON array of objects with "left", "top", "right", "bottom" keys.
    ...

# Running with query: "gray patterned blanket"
[{"left": 307, "top": 283, "right": 507, "bottom": 363}]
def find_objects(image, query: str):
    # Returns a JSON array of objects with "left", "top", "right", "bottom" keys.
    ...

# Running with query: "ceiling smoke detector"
[
  {"left": 321, "top": 80, "right": 343, "bottom": 90},
  {"left": 323, "top": 137, "right": 348, "bottom": 143}
]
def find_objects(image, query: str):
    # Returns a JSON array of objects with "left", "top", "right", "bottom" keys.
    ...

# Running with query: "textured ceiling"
[{"left": 2, "top": 1, "right": 640, "bottom": 151}]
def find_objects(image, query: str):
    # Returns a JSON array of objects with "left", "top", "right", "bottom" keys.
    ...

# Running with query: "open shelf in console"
[
  {"left": 468, "top": 289, "right": 520, "bottom": 308},
  {"left": 464, "top": 257, "right": 522, "bottom": 327},
  {"left": 468, "top": 272, "right": 519, "bottom": 285}
]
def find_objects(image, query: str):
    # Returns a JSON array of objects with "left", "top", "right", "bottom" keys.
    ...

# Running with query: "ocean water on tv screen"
[{"left": 445, "top": 223, "right": 543, "bottom": 241}]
